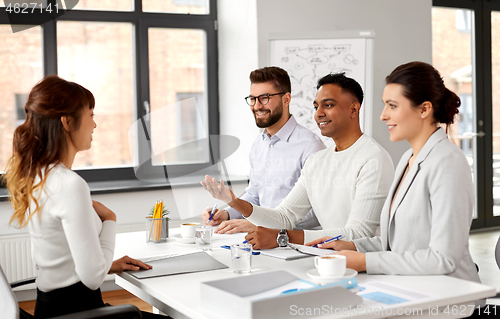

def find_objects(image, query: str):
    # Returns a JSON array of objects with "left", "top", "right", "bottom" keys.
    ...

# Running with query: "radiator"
[{"left": 0, "top": 233, "right": 37, "bottom": 283}]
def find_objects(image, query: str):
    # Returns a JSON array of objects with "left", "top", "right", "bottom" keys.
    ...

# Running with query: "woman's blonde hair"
[{"left": 3, "top": 75, "right": 94, "bottom": 227}]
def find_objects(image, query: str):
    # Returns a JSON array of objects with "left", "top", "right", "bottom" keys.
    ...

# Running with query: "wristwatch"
[{"left": 277, "top": 229, "right": 289, "bottom": 247}]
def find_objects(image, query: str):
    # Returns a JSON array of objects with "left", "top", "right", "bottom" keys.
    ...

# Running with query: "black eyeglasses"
[{"left": 244, "top": 92, "right": 286, "bottom": 106}]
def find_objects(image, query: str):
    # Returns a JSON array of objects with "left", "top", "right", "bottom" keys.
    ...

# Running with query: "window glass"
[
  {"left": 432, "top": 7, "right": 477, "bottom": 216},
  {"left": 148, "top": 28, "right": 208, "bottom": 165},
  {"left": 0, "top": 25, "right": 42, "bottom": 173},
  {"left": 71, "top": 0, "right": 133, "bottom": 11},
  {"left": 456, "top": 9, "right": 472, "bottom": 32},
  {"left": 143, "top": 0, "right": 209, "bottom": 15},
  {"left": 57, "top": 21, "right": 135, "bottom": 169}
]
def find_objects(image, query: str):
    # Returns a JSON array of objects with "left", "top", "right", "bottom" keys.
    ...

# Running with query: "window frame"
[{"left": 0, "top": 0, "right": 220, "bottom": 189}]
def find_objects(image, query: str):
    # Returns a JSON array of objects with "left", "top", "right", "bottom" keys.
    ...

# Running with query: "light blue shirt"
[{"left": 227, "top": 115, "right": 326, "bottom": 229}]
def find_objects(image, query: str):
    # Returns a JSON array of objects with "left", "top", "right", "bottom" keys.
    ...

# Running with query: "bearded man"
[{"left": 201, "top": 66, "right": 325, "bottom": 233}]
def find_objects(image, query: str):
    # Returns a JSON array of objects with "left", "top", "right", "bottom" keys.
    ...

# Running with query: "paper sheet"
[{"left": 358, "top": 281, "right": 432, "bottom": 306}]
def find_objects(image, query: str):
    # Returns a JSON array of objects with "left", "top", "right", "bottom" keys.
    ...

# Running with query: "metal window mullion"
[
  {"left": 483, "top": 0, "right": 500, "bottom": 227},
  {"left": 134, "top": 0, "right": 142, "bottom": 13},
  {"left": 42, "top": 20, "right": 57, "bottom": 76},
  {"left": 59, "top": 11, "right": 213, "bottom": 24},
  {"left": 433, "top": 0, "right": 476, "bottom": 10},
  {"left": 472, "top": 0, "right": 489, "bottom": 228},
  {"left": 205, "top": 17, "right": 220, "bottom": 159},
  {"left": 136, "top": 15, "right": 152, "bottom": 176}
]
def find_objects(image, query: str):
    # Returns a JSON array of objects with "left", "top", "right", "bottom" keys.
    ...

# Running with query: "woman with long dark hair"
[{"left": 3, "top": 75, "right": 161, "bottom": 318}]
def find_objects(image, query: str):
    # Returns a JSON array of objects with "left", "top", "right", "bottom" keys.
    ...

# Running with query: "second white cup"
[{"left": 314, "top": 255, "right": 346, "bottom": 277}]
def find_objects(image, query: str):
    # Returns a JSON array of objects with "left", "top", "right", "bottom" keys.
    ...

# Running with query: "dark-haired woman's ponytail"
[{"left": 436, "top": 88, "right": 460, "bottom": 126}]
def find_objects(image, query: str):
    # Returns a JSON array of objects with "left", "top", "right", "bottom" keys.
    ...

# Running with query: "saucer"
[
  {"left": 306, "top": 268, "right": 357, "bottom": 282},
  {"left": 173, "top": 234, "right": 195, "bottom": 244}
]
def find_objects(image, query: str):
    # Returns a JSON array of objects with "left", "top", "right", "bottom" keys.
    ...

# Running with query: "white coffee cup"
[
  {"left": 180, "top": 223, "right": 200, "bottom": 238},
  {"left": 314, "top": 255, "right": 346, "bottom": 277}
]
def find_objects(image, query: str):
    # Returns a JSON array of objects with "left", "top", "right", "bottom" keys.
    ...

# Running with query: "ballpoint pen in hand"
[
  {"left": 208, "top": 204, "right": 217, "bottom": 222},
  {"left": 313, "top": 235, "right": 343, "bottom": 248}
]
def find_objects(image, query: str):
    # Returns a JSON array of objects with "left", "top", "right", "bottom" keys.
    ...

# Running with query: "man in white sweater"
[{"left": 201, "top": 73, "right": 394, "bottom": 249}]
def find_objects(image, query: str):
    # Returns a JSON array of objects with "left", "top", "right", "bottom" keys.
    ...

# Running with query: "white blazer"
[{"left": 353, "top": 128, "right": 480, "bottom": 283}]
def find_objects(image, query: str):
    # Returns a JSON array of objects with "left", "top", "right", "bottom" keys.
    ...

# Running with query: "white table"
[{"left": 114, "top": 230, "right": 496, "bottom": 319}]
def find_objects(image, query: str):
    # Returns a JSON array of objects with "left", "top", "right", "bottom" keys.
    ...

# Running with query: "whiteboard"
[{"left": 269, "top": 31, "right": 374, "bottom": 144}]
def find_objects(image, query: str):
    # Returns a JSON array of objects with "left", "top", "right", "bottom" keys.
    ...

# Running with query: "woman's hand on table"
[
  {"left": 109, "top": 255, "right": 152, "bottom": 274},
  {"left": 335, "top": 250, "right": 367, "bottom": 272},
  {"left": 305, "top": 237, "right": 357, "bottom": 251},
  {"left": 306, "top": 238, "right": 365, "bottom": 272}
]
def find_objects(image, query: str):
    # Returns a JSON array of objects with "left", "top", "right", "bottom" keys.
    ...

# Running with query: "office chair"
[
  {"left": 496, "top": 234, "right": 500, "bottom": 273},
  {"left": 495, "top": 235, "right": 500, "bottom": 299},
  {"left": 1, "top": 265, "right": 142, "bottom": 319},
  {"left": 477, "top": 235, "right": 500, "bottom": 315},
  {"left": 478, "top": 235, "right": 500, "bottom": 315}
]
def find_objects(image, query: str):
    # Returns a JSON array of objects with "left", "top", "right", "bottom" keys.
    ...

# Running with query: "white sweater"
[
  {"left": 246, "top": 134, "right": 394, "bottom": 243},
  {"left": 27, "top": 165, "right": 116, "bottom": 292}
]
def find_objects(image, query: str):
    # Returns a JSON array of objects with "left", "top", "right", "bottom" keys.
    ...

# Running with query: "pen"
[
  {"left": 220, "top": 245, "right": 260, "bottom": 255},
  {"left": 281, "top": 288, "right": 303, "bottom": 294},
  {"left": 313, "top": 235, "right": 343, "bottom": 248},
  {"left": 208, "top": 204, "right": 217, "bottom": 221}
]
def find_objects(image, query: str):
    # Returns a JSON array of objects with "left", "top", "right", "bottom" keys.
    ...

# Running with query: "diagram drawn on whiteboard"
[{"left": 270, "top": 38, "right": 367, "bottom": 142}]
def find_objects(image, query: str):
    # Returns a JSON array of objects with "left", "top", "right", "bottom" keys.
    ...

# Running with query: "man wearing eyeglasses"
[
  {"left": 201, "top": 73, "right": 394, "bottom": 249},
  {"left": 201, "top": 66, "right": 326, "bottom": 233}
]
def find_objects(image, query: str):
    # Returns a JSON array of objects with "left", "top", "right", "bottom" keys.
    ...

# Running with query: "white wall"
[
  {"left": 0, "top": 0, "right": 432, "bottom": 236},
  {"left": 256, "top": 0, "right": 433, "bottom": 163}
]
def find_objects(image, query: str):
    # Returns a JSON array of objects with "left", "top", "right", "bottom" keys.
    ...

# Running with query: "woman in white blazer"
[{"left": 308, "top": 61, "right": 480, "bottom": 284}]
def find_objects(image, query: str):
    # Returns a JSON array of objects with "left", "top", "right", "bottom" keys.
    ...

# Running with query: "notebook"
[
  {"left": 129, "top": 251, "right": 228, "bottom": 279},
  {"left": 256, "top": 244, "right": 337, "bottom": 260},
  {"left": 256, "top": 247, "right": 312, "bottom": 260},
  {"left": 287, "top": 243, "right": 338, "bottom": 257}
]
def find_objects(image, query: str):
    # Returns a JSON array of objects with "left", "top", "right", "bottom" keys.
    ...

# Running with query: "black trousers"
[
  {"left": 34, "top": 281, "right": 169, "bottom": 319},
  {"left": 34, "top": 281, "right": 105, "bottom": 319}
]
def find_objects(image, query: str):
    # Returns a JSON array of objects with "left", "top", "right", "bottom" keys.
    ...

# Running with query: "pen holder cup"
[{"left": 146, "top": 217, "right": 168, "bottom": 243}]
